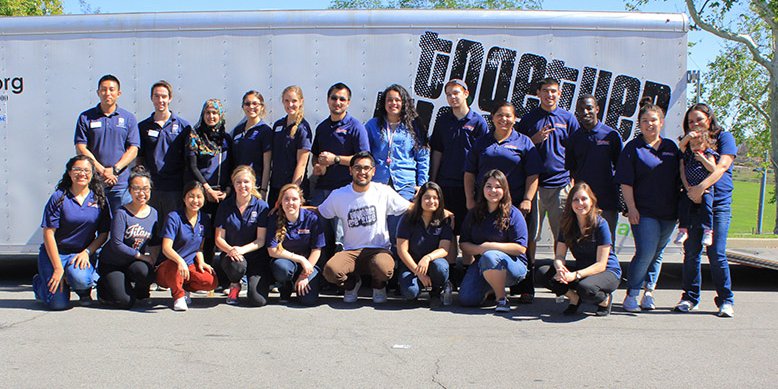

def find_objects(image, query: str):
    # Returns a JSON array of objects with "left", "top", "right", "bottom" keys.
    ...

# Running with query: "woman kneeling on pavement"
[
  {"left": 156, "top": 181, "right": 218, "bottom": 311},
  {"left": 537, "top": 182, "right": 621, "bottom": 316}
]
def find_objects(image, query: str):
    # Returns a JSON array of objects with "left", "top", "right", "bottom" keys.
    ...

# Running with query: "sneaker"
[
  {"left": 673, "top": 299, "right": 698, "bottom": 313},
  {"left": 185, "top": 291, "right": 192, "bottom": 305},
  {"left": 563, "top": 302, "right": 580, "bottom": 316},
  {"left": 495, "top": 297, "right": 511, "bottom": 312},
  {"left": 173, "top": 297, "right": 188, "bottom": 311},
  {"left": 717, "top": 302, "right": 735, "bottom": 318},
  {"left": 226, "top": 284, "right": 240, "bottom": 305},
  {"left": 702, "top": 229, "right": 714, "bottom": 247},
  {"left": 372, "top": 287, "right": 388, "bottom": 304},
  {"left": 517, "top": 293, "right": 534, "bottom": 304},
  {"left": 343, "top": 278, "right": 362, "bottom": 303},
  {"left": 622, "top": 294, "right": 641, "bottom": 312},
  {"left": 640, "top": 291, "right": 656, "bottom": 310},
  {"left": 442, "top": 280, "right": 453, "bottom": 306},
  {"left": 596, "top": 294, "right": 613, "bottom": 317},
  {"left": 77, "top": 291, "right": 95, "bottom": 306},
  {"left": 428, "top": 294, "right": 442, "bottom": 309},
  {"left": 674, "top": 229, "right": 688, "bottom": 244}
]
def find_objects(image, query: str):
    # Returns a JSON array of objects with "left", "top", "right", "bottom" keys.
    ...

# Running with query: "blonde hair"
[
  {"left": 273, "top": 183, "right": 305, "bottom": 251},
  {"left": 231, "top": 165, "right": 262, "bottom": 199},
  {"left": 282, "top": 85, "right": 305, "bottom": 138}
]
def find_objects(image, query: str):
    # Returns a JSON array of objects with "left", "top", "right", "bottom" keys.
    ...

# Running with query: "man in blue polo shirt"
[
  {"left": 516, "top": 77, "right": 580, "bottom": 302},
  {"left": 567, "top": 94, "right": 623, "bottom": 239},
  {"left": 429, "top": 79, "right": 489, "bottom": 266},
  {"left": 75, "top": 74, "right": 140, "bottom": 216},
  {"left": 137, "top": 80, "right": 192, "bottom": 226}
]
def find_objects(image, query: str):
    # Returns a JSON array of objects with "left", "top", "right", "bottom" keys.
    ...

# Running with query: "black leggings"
[
  {"left": 96, "top": 261, "right": 154, "bottom": 309},
  {"left": 220, "top": 253, "right": 272, "bottom": 307},
  {"left": 536, "top": 264, "right": 620, "bottom": 305}
]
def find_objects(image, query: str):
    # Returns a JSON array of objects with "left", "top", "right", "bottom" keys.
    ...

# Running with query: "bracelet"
[{"left": 85, "top": 248, "right": 92, "bottom": 255}]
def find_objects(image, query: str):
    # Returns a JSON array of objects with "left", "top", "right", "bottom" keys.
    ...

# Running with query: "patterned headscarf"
[{"left": 189, "top": 99, "right": 226, "bottom": 157}]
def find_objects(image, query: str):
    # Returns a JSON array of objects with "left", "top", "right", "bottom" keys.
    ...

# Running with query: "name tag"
[
  {"left": 171, "top": 124, "right": 179, "bottom": 134},
  {"left": 90, "top": 121, "right": 102, "bottom": 128},
  {"left": 147, "top": 129, "right": 160, "bottom": 138}
]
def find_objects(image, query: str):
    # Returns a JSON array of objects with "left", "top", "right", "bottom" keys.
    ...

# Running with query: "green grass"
[{"left": 731, "top": 179, "right": 776, "bottom": 236}]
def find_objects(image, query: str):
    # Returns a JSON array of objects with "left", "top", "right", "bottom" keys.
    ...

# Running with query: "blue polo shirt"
[
  {"left": 464, "top": 130, "right": 543, "bottom": 200},
  {"left": 366, "top": 118, "right": 430, "bottom": 199},
  {"left": 396, "top": 214, "right": 453, "bottom": 260},
  {"left": 270, "top": 117, "right": 313, "bottom": 189},
  {"left": 516, "top": 107, "right": 580, "bottom": 188},
  {"left": 185, "top": 132, "right": 233, "bottom": 189},
  {"left": 161, "top": 209, "right": 208, "bottom": 266},
  {"left": 99, "top": 206, "right": 160, "bottom": 267},
  {"left": 557, "top": 216, "right": 621, "bottom": 278},
  {"left": 460, "top": 205, "right": 528, "bottom": 265},
  {"left": 266, "top": 208, "right": 325, "bottom": 259},
  {"left": 232, "top": 120, "right": 273, "bottom": 175},
  {"left": 215, "top": 195, "right": 269, "bottom": 260},
  {"left": 311, "top": 113, "right": 370, "bottom": 190},
  {"left": 74, "top": 104, "right": 140, "bottom": 191},
  {"left": 41, "top": 189, "right": 110, "bottom": 254},
  {"left": 565, "top": 121, "right": 623, "bottom": 211},
  {"left": 615, "top": 135, "right": 680, "bottom": 221},
  {"left": 138, "top": 112, "right": 191, "bottom": 191},
  {"left": 713, "top": 131, "right": 737, "bottom": 204},
  {"left": 430, "top": 109, "right": 489, "bottom": 187}
]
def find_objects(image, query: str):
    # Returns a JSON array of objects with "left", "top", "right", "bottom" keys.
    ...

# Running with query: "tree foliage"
[
  {"left": 0, "top": 0, "right": 62, "bottom": 16},
  {"left": 330, "top": 0, "right": 542, "bottom": 9}
]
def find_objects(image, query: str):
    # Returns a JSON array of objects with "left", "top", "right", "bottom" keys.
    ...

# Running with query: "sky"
[{"left": 60, "top": 0, "right": 727, "bottom": 72}]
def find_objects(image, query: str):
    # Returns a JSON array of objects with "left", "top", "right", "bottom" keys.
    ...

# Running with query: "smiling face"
[
  {"left": 283, "top": 90, "right": 303, "bottom": 117},
  {"left": 151, "top": 86, "right": 171, "bottom": 113},
  {"left": 686, "top": 109, "right": 711, "bottom": 133},
  {"left": 232, "top": 171, "right": 254, "bottom": 199},
  {"left": 68, "top": 159, "right": 93, "bottom": 188},
  {"left": 492, "top": 105, "right": 516, "bottom": 132},
  {"left": 570, "top": 188, "right": 592, "bottom": 217},
  {"left": 203, "top": 106, "right": 221, "bottom": 127},
  {"left": 575, "top": 97, "right": 599, "bottom": 129},
  {"left": 350, "top": 157, "right": 375, "bottom": 187},
  {"left": 328, "top": 88, "right": 350, "bottom": 117},
  {"left": 420, "top": 189, "right": 440, "bottom": 213},
  {"left": 639, "top": 110, "right": 664, "bottom": 140},
  {"left": 281, "top": 187, "right": 302, "bottom": 220},
  {"left": 97, "top": 80, "right": 121, "bottom": 109},
  {"left": 129, "top": 176, "right": 152, "bottom": 206},
  {"left": 537, "top": 82, "right": 559, "bottom": 112},
  {"left": 184, "top": 187, "right": 205, "bottom": 213},
  {"left": 242, "top": 93, "right": 263, "bottom": 120},
  {"left": 384, "top": 90, "right": 403, "bottom": 121},
  {"left": 483, "top": 177, "right": 505, "bottom": 206}
]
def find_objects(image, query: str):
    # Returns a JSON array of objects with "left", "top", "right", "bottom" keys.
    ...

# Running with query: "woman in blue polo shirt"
[
  {"left": 674, "top": 104, "right": 737, "bottom": 317},
  {"left": 33, "top": 155, "right": 109, "bottom": 310},
  {"left": 96, "top": 166, "right": 159, "bottom": 309},
  {"left": 215, "top": 165, "right": 271, "bottom": 306},
  {"left": 233, "top": 90, "right": 273, "bottom": 200},
  {"left": 396, "top": 182, "right": 453, "bottom": 307},
  {"left": 615, "top": 98, "right": 680, "bottom": 313},
  {"left": 267, "top": 184, "right": 325, "bottom": 306},
  {"left": 268, "top": 86, "right": 312, "bottom": 207},
  {"left": 458, "top": 169, "right": 529, "bottom": 312},
  {"left": 537, "top": 183, "right": 621, "bottom": 316},
  {"left": 156, "top": 181, "right": 218, "bottom": 311}
]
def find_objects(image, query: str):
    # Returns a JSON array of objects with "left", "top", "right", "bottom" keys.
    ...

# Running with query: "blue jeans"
[
  {"left": 270, "top": 258, "right": 320, "bottom": 306},
  {"left": 459, "top": 250, "right": 527, "bottom": 306},
  {"left": 682, "top": 201, "right": 734, "bottom": 306},
  {"left": 105, "top": 187, "right": 132, "bottom": 218},
  {"left": 678, "top": 189, "right": 714, "bottom": 231},
  {"left": 398, "top": 258, "right": 449, "bottom": 300},
  {"left": 33, "top": 246, "right": 99, "bottom": 310},
  {"left": 627, "top": 217, "right": 675, "bottom": 295}
]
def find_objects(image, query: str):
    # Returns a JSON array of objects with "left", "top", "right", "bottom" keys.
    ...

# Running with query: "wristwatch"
[
  {"left": 112, "top": 165, "right": 120, "bottom": 176},
  {"left": 334, "top": 155, "right": 341, "bottom": 165},
  {"left": 575, "top": 272, "right": 582, "bottom": 281}
]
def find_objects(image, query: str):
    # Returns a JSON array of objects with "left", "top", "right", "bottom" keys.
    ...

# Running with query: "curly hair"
[
  {"left": 375, "top": 84, "right": 428, "bottom": 150},
  {"left": 56, "top": 155, "right": 106, "bottom": 210}
]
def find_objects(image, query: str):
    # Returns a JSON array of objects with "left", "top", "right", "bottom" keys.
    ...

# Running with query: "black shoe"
[
  {"left": 596, "top": 294, "right": 613, "bottom": 317},
  {"left": 517, "top": 293, "right": 534, "bottom": 304},
  {"left": 563, "top": 302, "right": 580, "bottom": 315}
]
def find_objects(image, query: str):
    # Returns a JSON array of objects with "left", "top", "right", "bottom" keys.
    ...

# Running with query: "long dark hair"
[
  {"left": 56, "top": 155, "right": 106, "bottom": 209},
  {"left": 375, "top": 84, "right": 428, "bottom": 149},
  {"left": 406, "top": 182, "right": 447, "bottom": 226},
  {"left": 560, "top": 182, "right": 601, "bottom": 247},
  {"left": 472, "top": 169, "right": 512, "bottom": 231},
  {"left": 683, "top": 103, "right": 725, "bottom": 137}
]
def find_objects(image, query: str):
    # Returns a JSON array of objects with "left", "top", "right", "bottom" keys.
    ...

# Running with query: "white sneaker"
[
  {"left": 718, "top": 302, "right": 735, "bottom": 318},
  {"left": 623, "top": 294, "right": 641, "bottom": 312},
  {"left": 173, "top": 297, "right": 188, "bottom": 311},
  {"left": 674, "top": 230, "right": 688, "bottom": 244},
  {"left": 185, "top": 291, "right": 192, "bottom": 305},
  {"left": 343, "top": 278, "right": 362, "bottom": 303},
  {"left": 673, "top": 299, "right": 698, "bottom": 313},
  {"left": 640, "top": 291, "right": 656, "bottom": 310},
  {"left": 702, "top": 229, "right": 714, "bottom": 247},
  {"left": 372, "top": 287, "right": 388, "bottom": 304}
]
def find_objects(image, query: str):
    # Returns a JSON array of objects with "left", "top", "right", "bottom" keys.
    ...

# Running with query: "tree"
[
  {"left": 330, "top": 0, "right": 542, "bottom": 9},
  {"left": 0, "top": 0, "right": 62, "bottom": 16}
]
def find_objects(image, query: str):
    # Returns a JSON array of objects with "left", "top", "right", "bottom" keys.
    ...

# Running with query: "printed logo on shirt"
[
  {"left": 347, "top": 205, "right": 378, "bottom": 228},
  {"left": 462, "top": 124, "right": 474, "bottom": 132},
  {"left": 87, "top": 201, "right": 99, "bottom": 208},
  {"left": 662, "top": 152, "right": 676, "bottom": 157},
  {"left": 117, "top": 117, "right": 126, "bottom": 128},
  {"left": 172, "top": 124, "right": 180, "bottom": 134},
  {"left": 275, "top": 125, "right": 284, "bottom": 132},
  {"left": 197, "top": 225, "right": 205, "bottom": 237},
  {"left": 335, "top": 127, "right": 348, "bottom": 134},
  {"left": 502, "top": 144, "right": 519, "bottom": 150},
  {"left": 125, "top": 223, "right": 152, "bottom": 250},
  {"left": 554, "top": 123, "right": 567, "bottom": 130},
  {"left": 297, "top": 229, "right": 310, "bottom": 235},
  {"left": 249, "top": 211, "right": 258, "bottom": 224},
  {"left": 596, "top": 140, "right": 610, "bottom": 146}
]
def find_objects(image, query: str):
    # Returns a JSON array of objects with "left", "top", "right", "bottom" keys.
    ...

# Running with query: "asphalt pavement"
[{"left": 1, "top": 248, "right": 777, "bottom": 388}]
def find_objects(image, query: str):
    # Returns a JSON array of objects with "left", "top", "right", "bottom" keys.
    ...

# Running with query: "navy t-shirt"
[
  {"left": 430, "top": 109, "right": 489, "bottom": 187},
  {"left": 266, "top": 208, "right": 325, "bottom": 259},
  {"left": 311, "top": 113, "right": 370, "bottom": 190},
  {"left": 396, "top": 213, "right": 453, "bottom": 260},
  {"left": 215, "top": 195, "right": 269, "bottom": 260},
  {"left": 232, "top": 120, "right": 273, "bottom": 176},
  {"left": 557, "top": 216, "right": 622, "bottom": 278},
  {"left": 74, "top": 105, "right": 140, "bottom": 191},
  {"left": 41, "top": 189, "right": 111, "bottom": 254},
  {"left": 270, "top": 117, "right": 313, "bottom": 189},
  {"left": 99, "top": 206, "right": 160, "bottom": 266},
  {"left": 138, "top": 112, "right": 191, "bottom": 191},
  {"left": 460, "top": 205, "right": 528, "bottom": 265},
  {"left": 464, "top": 130, "right": 543, "bottom": 201},
  {"left": 516, "top": 107, "right": 580, "bottom": 188},
  {"left": 615, "top": 135, "right": 680, "bottom": 221},
  {"left": 713, "top": 131, "right": 737, "bottom": 204},
  {"left": 565, "top": 121, "right": 623, "bottom": 211},
  {"left": 161, "top": 209, "right": 208, "bottom": 266}
]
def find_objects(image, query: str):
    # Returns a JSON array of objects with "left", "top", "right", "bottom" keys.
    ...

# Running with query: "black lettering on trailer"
[
  {"left": 546, "top": 59, "right": 579, "bottom": 111},
  {"left": 414, "top": 32, "right": 453, "bottom": 100},
  {"left": 415, "top": 100, "right": 435, "bottom": 136},
  {"left": 449, "top": 39, "right": 484, "bottom": 106},
  {"left": 478, "top": 46, "right": 516, "bottom": 114},
  {"left": 642, "top": 81, "right": 672, "bottom": 115},
  {"left": 579, "top": 67, "right": 613, "bottom": 122},
  {"left": 511, "top": 53, "right": 547, "bottom": 117},
  {"left": 606, "top": 75, "right": 641, "bottom": 140}
]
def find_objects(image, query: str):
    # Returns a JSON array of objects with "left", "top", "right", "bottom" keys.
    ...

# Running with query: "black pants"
[
  {"left": 96, "top": 261, "right": 154, "bottom": 309},
  {"left": 220, "top": 252, "right": 272, "bottom": 307},
  {"left": 536, "top": 264, "right": 620, "bottom": 305}
]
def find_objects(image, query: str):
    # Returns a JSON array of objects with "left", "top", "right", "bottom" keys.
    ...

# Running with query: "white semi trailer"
[{"left": 0, "top": 9, "right": 688, "bottom": 255}]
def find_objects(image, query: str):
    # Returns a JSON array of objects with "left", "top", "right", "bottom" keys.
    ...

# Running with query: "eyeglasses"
[
  {"left": 351, "top": 165, "right": 374, "bottom": 172},
  {"left": 70, "top": 167, "right": 92, "bottom": 175},
  {"left": 329, "top": 95, "right": 349, "bottom": 102},
  {"left": 130, "top": 186, "right": 152, "bottom": 193},
  {"left": 243, "top": 101, "right": 262, "bottom": 107}
]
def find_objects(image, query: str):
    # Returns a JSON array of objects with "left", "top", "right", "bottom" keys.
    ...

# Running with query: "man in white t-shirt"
[{"left": 319, "top": 151, "right": 411, "bottom": 303}]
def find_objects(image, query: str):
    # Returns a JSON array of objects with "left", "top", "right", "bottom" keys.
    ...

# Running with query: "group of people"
[{"left": 31, "top": 74, "right": 737, "bottom": 318}]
